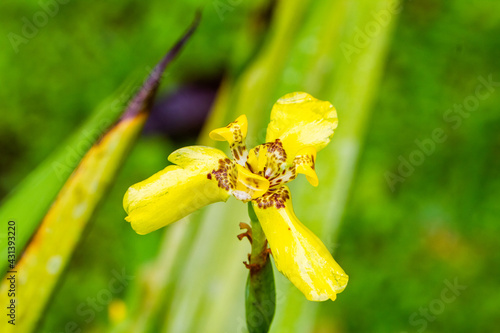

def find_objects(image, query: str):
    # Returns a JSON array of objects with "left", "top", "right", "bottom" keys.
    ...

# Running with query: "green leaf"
[
  {"left": 0, "top": 17, "right": 199, "bottom": 333},
  {"left": 0, "top": 81, "right": 134, "bottom": 273}
]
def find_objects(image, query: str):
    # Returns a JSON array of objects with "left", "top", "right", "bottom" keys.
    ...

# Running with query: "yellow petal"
[
  {"left": 123, "top": 146, "right": 230, "bottom": 234},
  {"left": 252, "top": 186, "right": 348, "bottom": 301},
  {"left": 209, "top": 115, "right": 248, "bottom": 165},
  {"left": 209, "top": 114, "right": 248, "bottom": 143},
  {"left": 266, "top": 92, "right": 338, "bottom": 162}
]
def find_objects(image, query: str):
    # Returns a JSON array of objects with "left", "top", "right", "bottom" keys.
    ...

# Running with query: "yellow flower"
[{"left": 124, "top": 92, "right": 348, "bottom": 301}]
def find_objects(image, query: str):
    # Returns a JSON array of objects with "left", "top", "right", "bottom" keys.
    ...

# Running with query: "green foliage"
[
  {"left": 0, "top": 21, "right": 196, "bottom": 332},
  {"left": 0, "top": 81, "right": 135, "bottom": 273}
]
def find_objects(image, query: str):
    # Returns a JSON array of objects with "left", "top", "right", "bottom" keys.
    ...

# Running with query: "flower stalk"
[{"left": 244, "top": 202, "right": 276, "bottom": 333}]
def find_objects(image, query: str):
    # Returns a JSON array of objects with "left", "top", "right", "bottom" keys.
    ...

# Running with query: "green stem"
[
  {"left": 247, "top": 203, "right": 268, "bottom": 270},
  {"left": 245, "top": 203, "right": 276, "bottom": 333}
]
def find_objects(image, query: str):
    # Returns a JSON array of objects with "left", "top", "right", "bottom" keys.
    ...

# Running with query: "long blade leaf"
[{"left": 0, "top": 18, "right": 198, "bottom": 332}]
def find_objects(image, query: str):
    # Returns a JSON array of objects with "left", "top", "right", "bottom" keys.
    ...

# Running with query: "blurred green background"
[{"left": 1, "top": 0, "right": 499, "bottom": 332}]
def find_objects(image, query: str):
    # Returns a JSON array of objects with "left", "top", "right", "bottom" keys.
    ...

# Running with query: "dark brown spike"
[{"left": 122, "top": 13, "right": 200, "bottom": 120}]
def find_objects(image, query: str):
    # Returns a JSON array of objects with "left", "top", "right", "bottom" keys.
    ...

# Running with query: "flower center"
[
  {"left": 246, "top": 140, "right": 296, "bottom": 188},
  {"left": 207, "top": 115, "right": 319, "bottom": 205},
  {"left": 209, "top": 139, "right": 297, "bottom": 203}
]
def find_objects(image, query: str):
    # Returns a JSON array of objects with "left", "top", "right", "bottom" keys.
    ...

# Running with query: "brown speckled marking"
[
  {"left": 210, "top": 158, "right": 237, "bottom": 191},
  {"left": 294, "top": 153, "right": 315, "bottom": 171},
  {"left": 206, "top": 132, "right": 316, "bottom": 205},
  {"left": 224, "top": 119, "right": 248, "bottom": 165},
  {"left": 269, "top": 170, "right": 296, "bottom": 189},
  {"left": 247, "top": 139, "right": 287, "bottom": 180},
  {"left": 254, "top": 186, "right": 290, "bottom": 209}
]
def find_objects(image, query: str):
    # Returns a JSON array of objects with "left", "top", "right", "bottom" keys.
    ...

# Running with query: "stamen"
[
  {"left": 234, "top": 164, "right": 270, "bottom": 201},
  {"left": 247, "top": 139, "right": 287, "bottom": 179}
]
